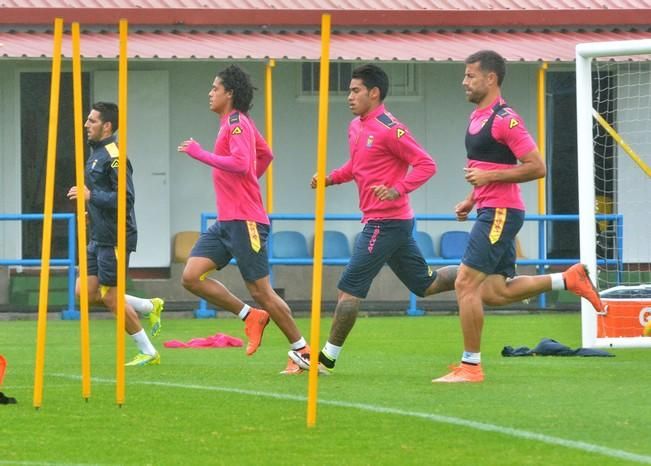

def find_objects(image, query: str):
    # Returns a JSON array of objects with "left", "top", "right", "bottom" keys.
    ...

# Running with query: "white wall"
[
  {"left": 615, "top": 64, "right": 651, "bottom": 262},
  {"left": 0, "top": 68, "right": 21, "bottom": 260},
  {"left": 0, "top": 58, "right": 546, "bottom": 265}
]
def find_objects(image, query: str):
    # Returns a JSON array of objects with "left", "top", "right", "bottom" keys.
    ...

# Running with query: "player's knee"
[
  {"left": 101, "top": 294, "right": 116, "bottom": 310},
  {"left": 337, "top": 295, "right": 360, "bottom": 316},
  {"left": 454, "top": 273, "right": 474, "bottom": 296},
  {"left": 181, "top": 270, "right": 201, "bottom": 292}
]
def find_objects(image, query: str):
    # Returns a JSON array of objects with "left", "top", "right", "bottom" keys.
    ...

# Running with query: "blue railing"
[
  {"left": 2, "top": 212, "right": 622, "bottom": 319},
  {"left": 0, "top": 213, "right": 78, "bottom": 319},
  {"left": 194, "top": 212, "right": 623, "bottom": 317}
]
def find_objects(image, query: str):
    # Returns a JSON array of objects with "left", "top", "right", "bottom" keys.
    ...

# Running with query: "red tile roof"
[
  {"left": 2, "top": 28, "right": 650, "bottom": 62},
  {"left": 1, "top": 1, "right": 651, "bottom": 27}
]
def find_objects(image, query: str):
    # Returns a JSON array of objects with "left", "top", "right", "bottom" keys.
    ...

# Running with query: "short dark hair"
[
  {"left": 92, "top": 102, "right": 119, "bottom": 133},
  {"left": 351, "top": 64, "right": 389, "bottom": 101},
  {"left": 465, "top": 50, "right": 506, "bottom": 86},
  {"left": 217, "top": 65, "right": 255, "bottom": 113}
]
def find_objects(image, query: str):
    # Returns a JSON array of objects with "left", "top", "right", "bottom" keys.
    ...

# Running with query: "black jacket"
[{"left": 86, "top": 136, "right": 137, "bottom": 251}]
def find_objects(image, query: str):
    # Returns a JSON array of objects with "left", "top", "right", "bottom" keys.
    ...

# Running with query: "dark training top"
[
  {"left": 465, "top": 103, "right": 518, "bottom": 165},
  {"left": 85, "top": 135, "right": 137, "bottom": 251}
]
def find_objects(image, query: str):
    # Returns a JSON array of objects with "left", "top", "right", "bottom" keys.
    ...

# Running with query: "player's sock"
[
  {"left": 130, "top": 329, "right": 157, "bottom": 356},
  {"left": 125, "top": 294, "right": 154, "bottom": 314},
  {"left": 319, "top": 342, "right": 341, "bottom": 369},
  {"left": 238, "top": 304, "right": 251, "bottom": 320},
  {"left": 550, "top": 273, "right": 565, "bottom": 290},
  {"left": 322, "top": 342, "right": 342, "bottom": 361},
  {"left": 461, "top": 351, "right": 481, "bottom": 365},
  {"left": 290, "top": 337, "right": 307, "bottom": 351}
]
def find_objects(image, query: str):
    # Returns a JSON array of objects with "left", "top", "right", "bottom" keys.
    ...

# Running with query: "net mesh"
[{"left": 592, "top": 59, "right": 651, "bottom": 293}]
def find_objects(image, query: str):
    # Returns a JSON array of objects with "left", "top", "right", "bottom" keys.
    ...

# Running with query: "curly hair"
[{"left": 217, "top": 65, "right": 255, "bottom": 113}]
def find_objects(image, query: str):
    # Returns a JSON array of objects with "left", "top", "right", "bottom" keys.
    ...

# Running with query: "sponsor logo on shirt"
[
  {"left": 232, "top": 126, "right": 242, "bottom": 135},
  {"left": 229, "top": 112, "right": 240, "bottom": 124},
  {"left": 509, "top": 118, "right": 519, "bottom": 129},
  {"left": 396, "top": 128, "right": 406, "bottom": 139}
]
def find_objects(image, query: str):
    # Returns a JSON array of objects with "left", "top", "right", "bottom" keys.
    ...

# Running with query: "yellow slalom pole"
[
  {"left": 592, "top": 108, "right": 651, "bottom": 178},
  {"left": 71, "top": 22, "right": 91, "bottom": 401},
  {"left": 33, "top": 17, "right": 63, "bottom": 409},
  {"left": 265, "top": 59, "right": 276, "bottom": 213},
  {"left": 116, "top": 18, "right": 128, "bottom": 406},
  {"left": 307, "top": 13, "right": 331, "bottom": 428},
  {"left": 537, "top": 62, "right": 547, "bottom": 214}
]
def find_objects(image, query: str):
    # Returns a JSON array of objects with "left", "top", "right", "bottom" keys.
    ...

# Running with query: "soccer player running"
[
  {"left": 177, "top": 65, "right": 309, "bottom": 374},
  {"left": 289, "top": 64, "right": 459, "bottom": 374},
  {"left": 432, "top": 50, "right": 605, "bottom": 383},
  {"left": 67, "top": 102, "right": 164, "bottom": 367}
]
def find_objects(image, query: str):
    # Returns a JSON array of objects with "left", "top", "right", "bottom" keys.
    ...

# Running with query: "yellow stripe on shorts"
[
  {"left": 246, "top": 221, "right": 261, "bottom": 253},
  {"left": 489, "top": 208, "right": 507, "bottom": 245}
]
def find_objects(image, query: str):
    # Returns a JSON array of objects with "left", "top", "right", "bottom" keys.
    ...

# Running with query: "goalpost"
[{"left": 576, "top": 39, "right": 651, "bottom": 348}]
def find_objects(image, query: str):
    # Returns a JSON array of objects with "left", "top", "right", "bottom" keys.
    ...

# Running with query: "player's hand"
[
  {"left": 370, "top": 185, "right": 399, "bottom": 201},
  {"left": 67, "top": 185, "right": 90, "bottom": 201},
  {"left": 310, "top": 173, "right": 332, "bottom": 189},
  {"left": 463, "top": 167, "right": 492, "bottom": 187},
  {"left": 455, "top": 199, "right": 474, "bottom": 221},
  {"left": 177, "top": 138, "right": 199, "bottom": 155}
]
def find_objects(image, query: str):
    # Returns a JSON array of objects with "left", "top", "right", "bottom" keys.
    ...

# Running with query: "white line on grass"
[
  {"left": 0, "top": 462, "right": 105, "bottom": 466},
  {"left": 52, "top": 374, "right": 651, "bottom": 465}
]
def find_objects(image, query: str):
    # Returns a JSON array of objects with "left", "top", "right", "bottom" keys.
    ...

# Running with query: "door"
[{"left": 93, "top": 71, "right": 171, "bottom": 267}]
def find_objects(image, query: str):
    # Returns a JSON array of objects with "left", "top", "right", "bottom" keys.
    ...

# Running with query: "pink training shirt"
[
  {"left": 467, "top": 96, "right": 537, "bottom": 210},
  {"left": 329, "top": 104, "right": 437, "bottom": 222},
  {"left": 184, "top": 111, "right": 271, "bottom": 224}
]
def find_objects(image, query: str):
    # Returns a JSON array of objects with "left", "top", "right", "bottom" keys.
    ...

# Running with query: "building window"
[{"left": 300, "top": 62, "right": 419, "bottom": 97}]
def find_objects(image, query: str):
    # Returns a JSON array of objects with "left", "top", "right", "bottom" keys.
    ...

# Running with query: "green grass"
[{"left": 1, "top": 313, "right": 650, "bottom": 465}]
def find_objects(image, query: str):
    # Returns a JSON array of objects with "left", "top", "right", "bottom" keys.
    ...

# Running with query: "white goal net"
[{"left": 576, "top": 39, "right": 651, "bottom": 348}]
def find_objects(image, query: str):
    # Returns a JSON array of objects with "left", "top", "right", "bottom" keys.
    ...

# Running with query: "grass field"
[{"left": 1, "top": 312, "right": 650, "bottom": 465}]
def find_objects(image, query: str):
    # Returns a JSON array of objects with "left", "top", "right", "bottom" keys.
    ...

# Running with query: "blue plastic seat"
[
  {"left": 414, "top": 231, "right": 436, "bottom": 259},
  {"left": 439, "top": 230, "right": 470, "bottom": 259},
  {"left": 270, "top": 231, "right": 309, "bottom": 258},
  {"left": 322, "top": 230, "right": 351, "bottom": 259}
]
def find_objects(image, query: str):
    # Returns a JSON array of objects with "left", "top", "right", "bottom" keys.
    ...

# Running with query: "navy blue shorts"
[
  {"left": 462, "top": 207, "right": 524, "bottom": 278},
  {"left": 190, "top": 220, "right": 270, "bottom": 282},
  {"left": 87, "top": 241, "right": 131, "bottom": 287},
  {"left": 338, "top": 219, "right": 436, "bottom": 299}
]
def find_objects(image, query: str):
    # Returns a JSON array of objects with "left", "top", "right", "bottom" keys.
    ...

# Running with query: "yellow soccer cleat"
[
  {"left": 149, "top": 298, "right": 165, "bottom": 337},
  {"left": 125, "top": 352, "right": 160, "bottom": 367}
]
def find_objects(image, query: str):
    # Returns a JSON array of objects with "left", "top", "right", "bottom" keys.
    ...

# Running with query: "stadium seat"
[
  {"left": 271, "top": 231, "right": 310, "bottom": 258},
  {"left": 439, "top": 230, "right": 470, "bottom": 259},
  {"left": 321, "top": 230, "right": 351, "bottom": 259},
  {"left": 414, "top": 231, "right": 437, "bottom": 259},
  {"left": 172, "top": 231, "right": 200, "bottom": 263}
]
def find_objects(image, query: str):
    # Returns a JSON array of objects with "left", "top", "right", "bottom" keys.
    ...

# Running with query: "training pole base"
[
  {"left": 61, "top": 310, "right": 81, "bottom": 320},
  {"left": 194, "top": 308, "right": 216, "bottom": 319}
]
